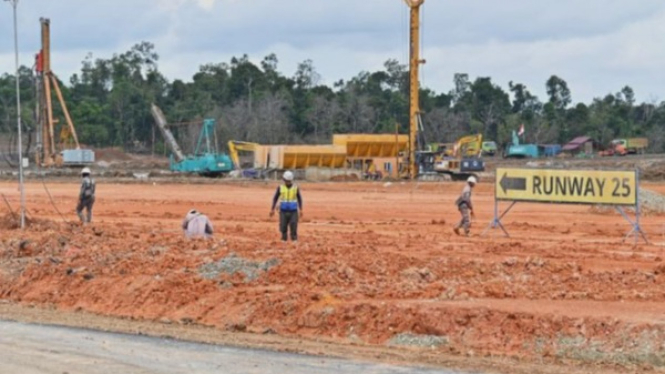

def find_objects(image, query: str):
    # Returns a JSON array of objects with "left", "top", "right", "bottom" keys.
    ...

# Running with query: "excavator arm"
[
  {"left": 453, "top": 134, "right": 483, "bottom": 158},
  {"left": 150, "top": 103, "right": 185, "bottom": 162},
  {"left": 228, "top": 140, "right": 260, "bottom": 170}
]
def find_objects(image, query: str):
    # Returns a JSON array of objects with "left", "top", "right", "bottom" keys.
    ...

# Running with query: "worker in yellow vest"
[{"left": 269, "top": 171, "right": 303, "bottom": 242}]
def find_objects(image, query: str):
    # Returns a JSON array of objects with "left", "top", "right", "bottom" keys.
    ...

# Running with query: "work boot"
[{"left": 453, "top": 227, "right": 460, "bottom": 236}]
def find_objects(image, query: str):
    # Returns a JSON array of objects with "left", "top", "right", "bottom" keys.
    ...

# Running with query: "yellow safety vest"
[{"left": 279, "top": 185, "right": 299, "bottom": 211}]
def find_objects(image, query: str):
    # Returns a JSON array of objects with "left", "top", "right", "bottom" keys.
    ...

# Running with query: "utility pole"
[
  {"left": 6, "top": 0, "right": 26, "bottom": 228},
  {"left": 404, "top": 0, "right": 425, "bottom": 180}
]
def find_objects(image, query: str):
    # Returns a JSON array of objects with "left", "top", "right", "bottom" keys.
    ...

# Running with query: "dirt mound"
[
  {"left": 94, "top": 147, "right": 134, "bottom": 162},
  {"left": 0, "top": 213, "right": 60, "bottom": 231},
  {"left": 330, "top": 174, "right": 359, "bottom": 182},
  {"left": 640, "top": 160, "right": 665, "bottom": 181},
  {"left": 2, "top": 180, "right": 665, "bottom": 372}
]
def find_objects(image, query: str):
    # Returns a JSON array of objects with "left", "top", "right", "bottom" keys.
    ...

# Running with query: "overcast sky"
[{"left": 1, "top": 0, "right": 664, "bottom": 103}]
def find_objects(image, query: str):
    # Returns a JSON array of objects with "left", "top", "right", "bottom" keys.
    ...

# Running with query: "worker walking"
[
  {"left": 454, "top": 176, "right": 477, "bottom": 236},
  {"left": 182, "top": 209, "right": 214, "bottom": 239},
  {"left": 76, "top": 167, "right": 95, "bottom": 224},
  {"left": 269, "top": 171, "right": 303, "bottom": 242}
]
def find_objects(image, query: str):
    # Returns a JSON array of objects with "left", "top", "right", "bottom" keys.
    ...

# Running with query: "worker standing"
[
  {"left": 454, "top": 176, "right": 477, "bottom": 236},
  {"left": 269, "top": 171, "right": 302, "bottom": 242},
  {"left": 182, "top": 209, "right": 214, "bottom": 239},
  {"left": 76, "top": 167, "right": 96, "bottom": 224}
]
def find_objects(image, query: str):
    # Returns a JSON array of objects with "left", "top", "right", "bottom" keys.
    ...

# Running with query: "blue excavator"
[
  {"left": 503, "top": 130, "right": 540, "bottom": 158},
  {"left": 150, "top": 104, "right": 233, "bottom": 177}
]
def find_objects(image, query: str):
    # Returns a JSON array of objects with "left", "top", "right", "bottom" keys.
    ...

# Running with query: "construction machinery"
[
  {"left": 34, "top": 17, "right": 94, "bottom": 166},
  {"left": 599, "top": 138, "right": 648, "bottom": 156},
  {"left": 431, "top": 133, "right": 484, "bottom": 180},
  {"left": 150, "top": 104, "right": 233, "bottom": 177},
  {"left": 399, "top": 134, "right": 484, "bottom": 181},
  {"left": 481, "top": 141, "right": 498, "bottom": 156},
  {"left": 400, "top": 1, "right": 484, "bottom": 181},
  {"left": 228, "top": 140, "right": 261, "bottom": 169},
  {"left": 503, "top": 130, "right": 540, "bottom": 158},
  {"left": 404, "top": 0, "right": 425, "bottom": 179}
]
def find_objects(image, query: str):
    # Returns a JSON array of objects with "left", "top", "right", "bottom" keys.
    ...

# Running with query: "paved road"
[{"left": 0, "top": 321, "right": 467, "bottom": 374}]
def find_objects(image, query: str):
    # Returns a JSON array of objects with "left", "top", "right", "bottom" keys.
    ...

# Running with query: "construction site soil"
[{"left": 2, "top": 178, "right": 665, "bottom": 373}]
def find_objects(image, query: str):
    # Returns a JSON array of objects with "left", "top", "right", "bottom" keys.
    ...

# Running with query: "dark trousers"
[
  {"left": 76, "top": 197, "right": 95, "bottom": 223},
  {"left": 279, "top": 210, "right": 298, "bottom": 241}
]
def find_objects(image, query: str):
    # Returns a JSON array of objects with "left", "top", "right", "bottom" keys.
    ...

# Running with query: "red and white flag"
[{"left": 518, "top": 123, "right": 525, "bottom": 136}]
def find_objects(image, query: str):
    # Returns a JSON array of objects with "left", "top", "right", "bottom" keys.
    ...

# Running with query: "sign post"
[{"left": 483, "top": 168, "right": 647, "bottom": 243}]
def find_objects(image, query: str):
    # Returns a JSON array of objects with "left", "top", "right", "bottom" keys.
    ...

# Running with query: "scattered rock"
[
  {"left": 387, "top": 333, "right": 449, "bottom": 348},
  {"left": 226, "top": 322, "right": 247, "bottom": 332},
  {"left": 18, "top": 240, "right": 30, "bottom": 251},
  {"left": 198, "top": 253, "right": 280, "bottom": 282}
]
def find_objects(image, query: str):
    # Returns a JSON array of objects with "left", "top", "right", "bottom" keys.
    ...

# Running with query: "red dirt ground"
[{"left": 1, "top": 180, "right": 665, "bottom": 372}]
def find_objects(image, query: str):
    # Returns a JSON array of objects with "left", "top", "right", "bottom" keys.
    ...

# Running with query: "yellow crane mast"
[
  {"left": 404, "top": 0, "right": 425, "bottom": 179},
  {"left": 35, "top": 17, "right": 86, "bottom": 166}
]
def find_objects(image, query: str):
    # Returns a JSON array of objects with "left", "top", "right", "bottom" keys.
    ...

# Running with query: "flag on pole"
[{"left": 518, "top": 123, "right": 525, "bottom": 137}]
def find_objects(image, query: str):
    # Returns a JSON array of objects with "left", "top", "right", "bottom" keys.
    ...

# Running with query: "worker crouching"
[
  {"left": 454, "top": 176, "right": 477, "bottom": 236},
  {"left": 182, "top": 209, "right": 214, "bottom": 239},
  {"left": 269, "top": 171, "right": 303, "bottom": 242}
]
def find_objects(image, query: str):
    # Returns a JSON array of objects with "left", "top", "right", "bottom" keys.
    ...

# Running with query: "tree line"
[{"left": 0, "top": 41, "right": 664, "bottom": 155}]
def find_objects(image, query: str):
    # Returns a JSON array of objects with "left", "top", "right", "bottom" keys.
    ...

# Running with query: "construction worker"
[
  {"left": 182, "top": 209, "right": 214, "bottom": 239},
  {"left": 454, "top": 176, "right": 476, "bottom": 236},
  {"left": 76, "top": 167, "right": 95, "bottom": 224},
  {"left": 269, "top": 170, "right": 302, "bottom": 242}
]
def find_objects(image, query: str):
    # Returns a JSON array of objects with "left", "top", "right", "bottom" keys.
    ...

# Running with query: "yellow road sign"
[{"left": 495, "top": 168, "right": 637, "bottom": 205}]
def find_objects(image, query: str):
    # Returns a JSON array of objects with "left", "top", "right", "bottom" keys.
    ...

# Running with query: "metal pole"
[
  {"left": 635, "top": 168, "right": 640, "bottom": 244},
  {"left": 7, "top": 0, "right": 26, "bottom": 229}
]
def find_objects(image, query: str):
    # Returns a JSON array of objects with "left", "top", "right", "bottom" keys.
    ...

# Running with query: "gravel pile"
[
  {"left": 387, "top": 333, "right": 449, "bottom": 348},
  {"left": 590, "top": 189, "right": 665, "bottom": 215},
  {"left": 638, "top": 189, "right": 665, "bottom": 214},
  {"left": 198, "top": 253, "right": 280, "bottom": 282}
]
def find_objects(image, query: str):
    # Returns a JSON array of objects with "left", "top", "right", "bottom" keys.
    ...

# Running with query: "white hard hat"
[
  {"left": 467, "top": 176, "right": 477, "bottom": 184},
  {"left": 81, "top": 167, "right": 91, "bottom": 175},
  {"left": 283, "top": 170, "right": 294, "bottom": 181},
  {"left": 186, "top": 209, "right": 199, "bottom": 221}
]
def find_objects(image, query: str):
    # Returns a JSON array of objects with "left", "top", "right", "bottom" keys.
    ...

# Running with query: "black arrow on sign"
[{"left": 500, "top": 172, "right": 527, "bottom": 194}]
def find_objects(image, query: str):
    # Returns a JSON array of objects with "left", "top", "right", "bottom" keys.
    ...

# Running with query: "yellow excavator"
[
  {"left": 448, "top": 134, "right": 483, "bottom": 158},
  {"left": 398, "top": 133, "right": 484, "bottom": 181},
  {"left": 429, "top": 134, "right": 484, "bottom": 180},
  {"left": 227, "top": 140, "right": 261, "bottom": 170}
]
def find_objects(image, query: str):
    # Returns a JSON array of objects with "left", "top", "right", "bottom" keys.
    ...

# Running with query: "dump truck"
[
  {"left": 481, "top": 141, "right": 497, "bottom": 156},
  {"left": 614, "top": 138, "right": 648, "bottom": 154},
  {"left": 599, "top": 138, "right": 648, "bottom": 156}
]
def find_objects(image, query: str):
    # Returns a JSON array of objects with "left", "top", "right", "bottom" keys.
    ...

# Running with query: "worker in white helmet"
[
  {"left": 454, "top": 176, "right": 477, "bottom": 236},
  {"left": 76, "top": 167, "right": 96, "bottom": 224},
  {"left": 269, "top": 170, "right": 303, "bottom": 242},
  {"left": 182, "top": 209, "right": 214, "bottom": 239}
]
